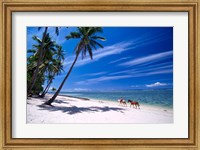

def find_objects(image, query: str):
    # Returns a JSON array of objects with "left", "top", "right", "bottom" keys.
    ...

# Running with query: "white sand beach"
[{"left": 27, "top": 94, "right": 173, "bottom": 124}]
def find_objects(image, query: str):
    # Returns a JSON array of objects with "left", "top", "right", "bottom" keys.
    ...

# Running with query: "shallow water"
[{"left": 57, "top": 90, "right": 173, "bottom": 108}]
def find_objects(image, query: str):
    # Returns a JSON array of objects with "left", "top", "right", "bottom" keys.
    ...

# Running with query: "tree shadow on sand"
[
  {"left": 53, "top": 99, "right": 69, "bottom": 104},
  {"left": 42, "top": 98, "right": 69, "bottom": 105},
  {"left": 38, "top": 104, "right": 125, "bottom": 115}
]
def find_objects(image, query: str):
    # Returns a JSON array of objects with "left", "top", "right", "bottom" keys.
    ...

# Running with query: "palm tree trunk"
[
  {"left": 40, "top": 80, "right": 51, "bottom": 97},
  {"left": 43, "top": 83, "right": 51, "bottom": 95},
  {"left": 34, "top": 68, "right": 46, "bottom": 95},
  {"left": 45, "top": 53, "right": 79, "bottom": 105},
  {"left": 40, "top": 73, "right": 55, "bottom": 98},
  {"left": 27, "top": 27, "right": 48, "bottom": 95}
]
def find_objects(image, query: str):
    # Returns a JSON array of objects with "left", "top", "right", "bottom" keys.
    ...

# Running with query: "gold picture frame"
[{"left": 0, "top": 0, "right": 199, "bottom": 149}]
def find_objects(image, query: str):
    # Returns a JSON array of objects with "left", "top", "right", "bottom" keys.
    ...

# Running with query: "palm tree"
[
  {"left": 51, "top": 87, "right": 57, "bottom": 92},
  {"left": 27, "top": 27, "right": 48, "bottom": 95},
  {"left": 27, "top": 27, "right": 61, "bottom": 95},
  {"left": 55, "top": 45, "right": 65, "bottom": 62},
  {"left": 45, "top": 27, "right": 106, "bottom": 105},
  {"left": 40, "top": 74, "right": 54, "bottom": 97},
  {"left": 40, "top": 60, "right": 64, "bottom": 97},
  {"left": 27, "top": 33, "right": 59, "bottom": 95},
  {"left": 40, "top": 45, "right": 65, "bottom": 97}
]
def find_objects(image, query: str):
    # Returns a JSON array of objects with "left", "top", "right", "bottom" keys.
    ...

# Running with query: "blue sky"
[{"left": 27, "top": 27, "right": 173, "bottom": 92}]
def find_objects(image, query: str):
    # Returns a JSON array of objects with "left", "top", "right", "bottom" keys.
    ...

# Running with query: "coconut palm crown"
[{"left": 45, "top": 27, "right": 106, "bottom": 105}]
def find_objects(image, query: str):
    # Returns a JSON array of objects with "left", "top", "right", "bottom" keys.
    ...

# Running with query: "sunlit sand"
[{"left": 27, "top": 94, "right": 173, "bottom": 124}]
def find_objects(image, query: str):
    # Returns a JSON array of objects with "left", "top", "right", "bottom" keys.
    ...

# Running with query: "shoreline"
[
  {"left": 59, "top": 94, "right": 90, "bottom": 101},
  {"left": 46, "top": 93, "right": 173, "bottom": 114},
  {"left": 27, "top": 94, "right": 173, "bottom": 124},
  {"left": 54, "top": 94, "right": 173, "bottom": 112}
]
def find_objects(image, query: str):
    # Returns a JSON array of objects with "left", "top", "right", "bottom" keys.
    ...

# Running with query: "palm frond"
[
  {"left": 88, "top": 27, "right": 103, "bottom": 36},
  {"left": 89, "top": 42, "right": 97, "bottom": 50},
  {"left": 27, "top": 49, "right": 37, "bottom": 53},
  {"left": 87, "top": 45, "right": 93, "bottom": 59},
  {"left": 66, "top": 32, "right": 81, "bottom": 40},
  {"left": 90, "top": 40, "right": 104, "bottom": 48},
  {"left": 55, "top": 27, "right": 60, "bottom": 36},
  {"left": 32, "top": 35, "right": 42, "bottom": 44},
  {"left": 82, "top": 45, "right": 87, "bottom": 59},
  {"left": 91, "top": 36, "right": 106, "bottom": 41},
  {"left": 74, "top": 41, "right": 83, "bottom": 55}
]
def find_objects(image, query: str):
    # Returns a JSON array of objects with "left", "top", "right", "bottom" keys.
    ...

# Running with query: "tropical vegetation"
[
  {"left": 27, "top": 27, "right": 106, "bottom": 105},
  {"left": 27, "top": 29, "right": 64, "bottom": 96}
]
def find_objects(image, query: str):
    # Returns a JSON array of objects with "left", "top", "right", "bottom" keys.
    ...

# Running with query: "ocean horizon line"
[{"left": 53, "top": 88, "right": 173, "bottom": 93}]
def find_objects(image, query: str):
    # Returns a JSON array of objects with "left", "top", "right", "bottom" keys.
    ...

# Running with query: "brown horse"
[
  {"left": 118, "top": 99, "right": 127, "bottom": 107},
  {"left": 128, "top": 100, "right": 140, "bottom": 109}
]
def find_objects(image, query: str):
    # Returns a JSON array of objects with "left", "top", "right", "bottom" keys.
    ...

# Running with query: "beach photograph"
[{"left": 27, "top": 27, "right": 173, "bottom": 124}]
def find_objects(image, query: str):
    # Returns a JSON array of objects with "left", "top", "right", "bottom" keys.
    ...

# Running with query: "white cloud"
[
  {"left": 146, "top": 82, "right": 168, "bottom": 87},
  {"left": 73, "top": 88, "right": 90, "bottom": 92},
  {"left": 119, "top": 51, "right": 173, "bottom": 67},
  {"left": 76, "top": 69, "right": 172, "bottom": 85},
  {"left": 76, "top": 75, "right": 132, "bottom": 85},
  {"left": 146, "top": 69, "right": 173, "bottom": 75},
  {"left": 108, "top": 57, "right": 131, "bottom": 64},
  {"left": 63, "top": 41, "right": 134, "bottom": 67},
  {"left": 131, "top": 85, "right": 139, "bottom": 88},
  {"left": 63, "top": 31, "right": 172, "bottom": 69},
  {"left": 109, "top": 63, "right": 172, "bottom": 76},
  {"left": 81, "top": 72, "right": 107, "bottom": 77},
  {"left": 109, "top": 69, "right": 139, "bottom": 75}
]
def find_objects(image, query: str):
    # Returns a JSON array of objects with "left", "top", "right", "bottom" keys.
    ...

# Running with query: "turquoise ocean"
[{"left": 58, "top": 89, "right": 173, "bottom": 108}]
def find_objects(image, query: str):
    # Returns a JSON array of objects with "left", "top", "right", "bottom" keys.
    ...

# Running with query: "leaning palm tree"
[{"left": 45, "top": 27, "right": 106, "bottom": 105}]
